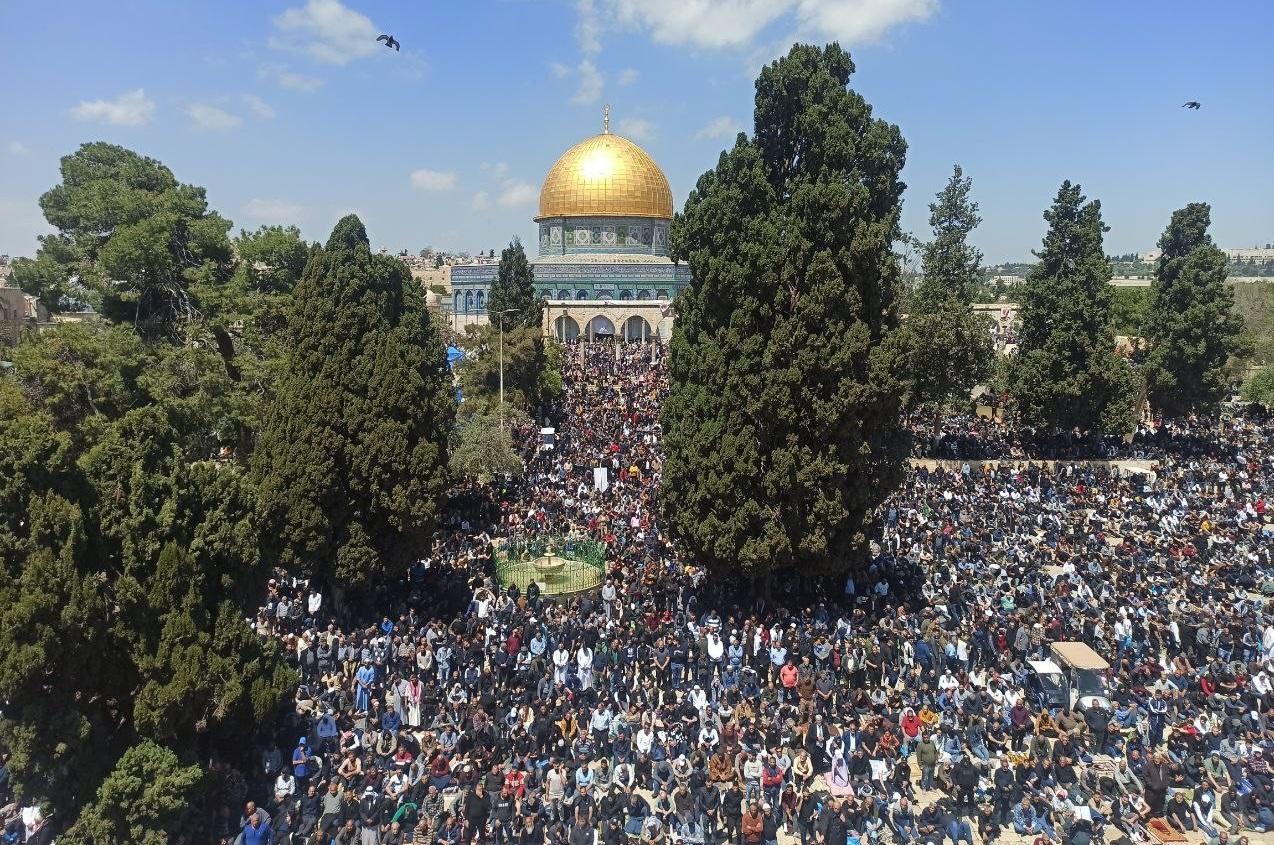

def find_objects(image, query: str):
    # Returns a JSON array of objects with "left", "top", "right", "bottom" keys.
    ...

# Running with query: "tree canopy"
[
  {"left": 1241, "top": 365, "right": 1274, "bottom": 407},
  {"left": 68, "top": 740, "right": 203, "bottom": 845},
  {"left": 253, "top": 215, "right": 455, "bottom": 589},
  {"left": 0, "top": 328, "right": 294, "bottom": 837},
  {"left": 1009, "top": 181, "right": 1138, "bottom": 433},
  {"left": 9, "top": 142, "right": 234, "bottom": 338},
  {"left": 1141, "top": 203, "right": 1247, "bottom": 415},
  {"left": 449, "top": 411, "right": 525, "bottom": 481},
  {"left": 0, "top": 144, "right": 301, "bottom": 837},
  {"left": 661, "top": 43, "right": 912, "bottom": 578},
  {"left": 905, "top": 165, "right": 993, "bottom": 417},
  {"left": 485, "top": 236, "right": 540, "bottom": 331},
  {"left": 455, "top": 323, "right": 565, "bottom": 418}
]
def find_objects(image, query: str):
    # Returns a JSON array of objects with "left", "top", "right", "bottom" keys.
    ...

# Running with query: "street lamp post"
[{"left": 497, "top": 308, "right": 519, "bottom": 425}]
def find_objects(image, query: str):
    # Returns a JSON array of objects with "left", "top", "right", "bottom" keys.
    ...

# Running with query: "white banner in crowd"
[{"left": 593, "top": 466, "right": 609, "bottom": 492}]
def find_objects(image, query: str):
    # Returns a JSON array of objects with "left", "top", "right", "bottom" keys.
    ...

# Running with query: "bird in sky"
[
  {"left": 377, "top": 34, "right": 400, "bottom": 51},
  {"left": 1182, "top": 101, "right": 1202, "bottom": 109}
]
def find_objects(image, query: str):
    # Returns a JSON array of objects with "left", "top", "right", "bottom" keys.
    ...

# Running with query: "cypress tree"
[
  {"left": 661, "top": 43, "right": 912, "bottom": 578},
  {"left": 1010, "top": 181, "right": 1139, "bottom": 433},
  {"left": 254, "top": 215, "right": 454, "bottom": 587},
  {"left": 906, "top": 165, "right": 994, "bottom": 421},
  {"left": 486, "top": 236, "right": 540, "bottom": 330},
  {"left": 1142, "top": 202, "right": 1246, "bottom": 415}
]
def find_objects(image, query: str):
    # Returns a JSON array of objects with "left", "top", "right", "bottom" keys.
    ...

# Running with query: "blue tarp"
[{"left": 446, "top": 346, "right": 465, "bottom": 367}]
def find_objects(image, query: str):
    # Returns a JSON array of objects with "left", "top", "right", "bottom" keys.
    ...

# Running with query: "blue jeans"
[{"left": 947, "top": 820, "right": 974, "bottom": 845}]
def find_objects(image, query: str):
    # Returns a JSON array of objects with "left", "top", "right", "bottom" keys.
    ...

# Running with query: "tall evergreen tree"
[
  {"left": 906, "top": 165, "right": 993, "bottom": 419},
  {"left": 253, "top": 215, "right": 454, "bottom": 588},
  {"left": 0, "top": 144, "right": 296, "bottom": 834},
  {"left": 1010, "top": 181, "right": 1139, "bottom": 433},
  {"left": 1141, "top": 202, "right": 1246, "bottom": 415},
  {"left": 0, "top": 340, "right": 294, "bottom": 828},
  {"left": 661, "top": 43, "right": 912, "bottom": 578},
  {"left": 486, "top": 237, "right": 540, "bottom": 330}
]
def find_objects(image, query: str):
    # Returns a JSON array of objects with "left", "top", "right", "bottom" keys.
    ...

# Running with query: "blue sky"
[{"left": 1, "top": 0, "right": 1271, "bottom": 263}]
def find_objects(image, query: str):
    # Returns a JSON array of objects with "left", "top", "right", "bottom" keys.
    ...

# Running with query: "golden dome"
[{"left": 536, "top": 131, "right": 674, "bottom": 221}]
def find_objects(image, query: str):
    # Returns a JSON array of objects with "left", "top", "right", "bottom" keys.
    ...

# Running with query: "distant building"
[
  {"left": 988, "top": 275, "right": 1025, "bottom": 287},
  {"left": 1139, "top": 247, "right": 1274, "bottom": 263},
  {"left": 0, "top": 284, "right": 42, "bottom": 347}
]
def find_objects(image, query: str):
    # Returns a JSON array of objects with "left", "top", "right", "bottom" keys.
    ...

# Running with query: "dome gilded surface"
[{"left": 536, "top": 132, "right": 674, "bottom": 221}]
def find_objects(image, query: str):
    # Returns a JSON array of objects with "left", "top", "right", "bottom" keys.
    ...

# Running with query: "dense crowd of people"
[
  {"left": 206, "top": 343, "right": 1274, "bottom": 845},
  {"left": 910, "top": 412, "right": 1269, "bottom": 463}
]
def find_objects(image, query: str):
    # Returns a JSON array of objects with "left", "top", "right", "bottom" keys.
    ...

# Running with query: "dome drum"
[{"left": 537, "top": 216, "right": 670, "bottom": 258}]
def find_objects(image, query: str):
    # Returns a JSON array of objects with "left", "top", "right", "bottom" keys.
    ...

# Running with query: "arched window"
[
  {"left": 475, "top": 291, "right": 486, "bottom": 311},
  {"left": 554, "top": 315, "right": 581, "bottom": 343},
  {"left": 618, "top": 289, "right": 633, "bottom": 300},
  {"left": 588, "top": 315, "right": 616, "bottom": 340},
  {"left": 623, "top": 315, "right": 653, "bottom": 342},
  {"left": 464, "top": 291, "right": 474, "bottom": 312},
  {"left": 637, "top": 289, "right": 653, "bottom": 300},
  {"left": 576, "top": 289, "right": 590, "bottom": 300},
  {"left": 454, "top": 292, "right": 463, "bottom": 311}
]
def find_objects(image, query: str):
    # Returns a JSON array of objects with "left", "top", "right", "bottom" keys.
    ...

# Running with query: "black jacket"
[{"left": 359, "top": 795, "right": 383, "bottom": 827}]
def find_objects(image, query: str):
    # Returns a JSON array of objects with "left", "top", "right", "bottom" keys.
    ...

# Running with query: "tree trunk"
[{"left": 211, "top": 326, "right": 242, "bottom": 382}]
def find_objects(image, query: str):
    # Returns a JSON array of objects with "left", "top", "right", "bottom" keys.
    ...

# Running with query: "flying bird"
[
  {"left": 377, "top": 34, "right": 400, "bottom": 51},
  {"left": 1182, "top": 101, "right": 1201, "bottom": 109}
]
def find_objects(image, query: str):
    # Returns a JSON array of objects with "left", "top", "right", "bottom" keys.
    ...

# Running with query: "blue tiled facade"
[
  {"left": 536, "top": 216, "right": 671, "bottom": 257},
  {"left": 447, "top": 213, "right": 690, "bottom": 317}
]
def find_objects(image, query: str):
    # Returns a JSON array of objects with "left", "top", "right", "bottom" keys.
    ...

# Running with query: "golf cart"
[{"left": 1026, "top": 641, "right": 1111, "bottom": 714}]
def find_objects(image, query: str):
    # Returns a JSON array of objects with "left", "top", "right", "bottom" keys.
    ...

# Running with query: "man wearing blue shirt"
[
  {"left": 292, "top": 737, "right": 311, "bottom": 787},
  {"left": 241, "top": 811, "right": 274, "bottom": 845}
]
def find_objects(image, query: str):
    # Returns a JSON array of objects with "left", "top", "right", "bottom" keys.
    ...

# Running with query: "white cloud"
[
  {"left": 694, "top": 114, "right": 743, "bottom": 140},
  {"left": 7, "top": 140, "right": 29, "bottom": 156},
  {"left": 188, "top": 102, "right": 243, "bottom": 131},
  {"left": 571, "top": 59, "right": 604, "bottom": 105},
  {"left": 793, "top": 0, "right": 938, "bottom": 44},
  {"left": 242, "top": 94, "right": 276, "bottom": 118},
  {"left": 618, "top": 68, "right": 640, "bottom": 86},
  {"left": 279, "top": 70, "right": 324, "bottom": 92},
  {"left": 608, "top": 0, "right": 935, "bottom": 49},
  {"left": 244, "top": 198, "right": 306, "bottom": 222},
  {"left": 575, "top": 0, "right": 603, "bottom": 55},
  {"left": 497, "top": 181, "right": 538, "bottom": 208},
  {"left": 482, "top": 162, "right": 511, "bottom": 180},
  {"left": 410, "top": 169, "right": 458, "bottom": 191},
  {"left": 611, "top": 0, "right": 785, "bottom": 48},
  {"left": 259, "top": 64, "right": 325, "bottom": 92},
  {"left": 69, "top": 88, "right": 156, "bottom": 126},
  {"left": 617, "top": 117, "right": 655, "bottom": 142},
  {"left": 270, "top": 0, "right": 381, "bottom": 65},
  {"left": 471, "top": 191, "right": 490, "bottom": 211},
  {"left": 556, "top": 0, "right": 609, "bottom": 107}
]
